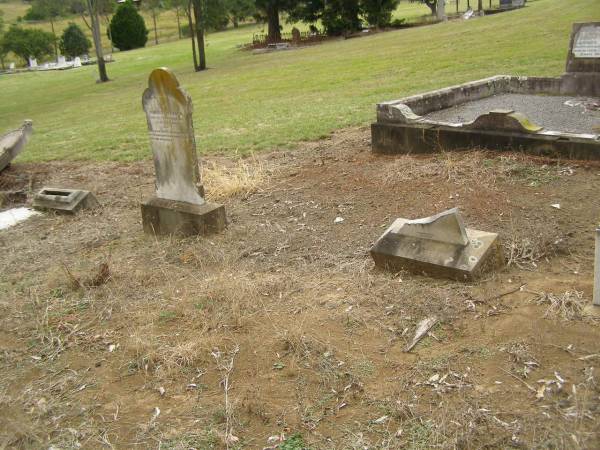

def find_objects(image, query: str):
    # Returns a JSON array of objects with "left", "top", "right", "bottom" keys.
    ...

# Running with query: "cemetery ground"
[{"left": 1, "top": 128, "right": 600, "bottom": 448}]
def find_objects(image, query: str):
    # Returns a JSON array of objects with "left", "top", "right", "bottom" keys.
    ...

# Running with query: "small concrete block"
[
  {"left": 33, "top": 187, "right": 99, "bottom": 214},
  {"left": 370, "top": 209, "right": 504, "bottom": 281},
  {"left": 141, "top": 197, "right": 226, "bottom": 236}
]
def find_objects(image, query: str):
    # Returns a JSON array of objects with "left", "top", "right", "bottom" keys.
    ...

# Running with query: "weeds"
[{"left": 536, "top": 290, "right": 586, "bottom": 321}]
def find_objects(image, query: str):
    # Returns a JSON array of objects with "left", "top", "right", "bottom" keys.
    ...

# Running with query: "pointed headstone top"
[
  {"left": 394, "top": 208, "right": 469, "bottom": 246},
  {"left": 143, "top": 68, "right": 204, "bottom": 205}
]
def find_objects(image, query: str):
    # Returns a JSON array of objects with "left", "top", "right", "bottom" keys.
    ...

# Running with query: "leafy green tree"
[
  {"left": 290, "top": 0, "right": 361, "bottom": 36},
  {"left": 224, "top": 0, "right": 255, "bottom": 27},
  {"left": 361, "top": 0, "right": 399, "bottom": 28},
  {"left": 25, "top": 0, "right": 67, "bottom": 57},
  {"left": 109, "top": 0, "right": 148, "bottom": 50},
  {"left": 1, "top": 25, "right": 54, "bottom": 64},
  {"left": 205, "top": 0, "right": 229, "bottom": 31},
  {"left": 59, "top": 23, "right": 91, "bottom": 57}
]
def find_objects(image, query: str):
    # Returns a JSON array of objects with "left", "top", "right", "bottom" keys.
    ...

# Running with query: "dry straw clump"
[
  {"left": 536, "top": 290, "right": 586, "bottom": 321},
  {"left": 202, "top": 157, "right": 268, "bottom": 200}
]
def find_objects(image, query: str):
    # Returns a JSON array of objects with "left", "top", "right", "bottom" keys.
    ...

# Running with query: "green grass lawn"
[{"left": 0, "top": 0, "right": 598, "bottom": 162}]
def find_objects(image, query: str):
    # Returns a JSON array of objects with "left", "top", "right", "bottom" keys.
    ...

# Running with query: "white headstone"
[
  {"left": 142, "top": 68, "right": 205, "bottom": 205},
  {"left": 57, "top": 55, "right": 66, "bottom": 66},
  {"left": 8, "top": 63, "right": 15, "bottom": 70},
  {"left": 73, "top": 57, "right": 82, "bottom": 68},
  {"left": 29, "top": 57, "right": 37, "bottom": 68}
]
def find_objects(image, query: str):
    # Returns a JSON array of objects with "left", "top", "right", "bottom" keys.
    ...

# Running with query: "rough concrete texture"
[
  {"left": 0, "top": 120, "right": 33, "bottom": 173},
  {"left": 370, "top": 211, "right": 504, "bottom": 281},
  {"left": 33, "top": 188, "right": 99, "bottom": 214},
  {"left": 141, "top": 197, "right": 226, "bottom": 236},
  {"left": 425, "top": 94, "right": 600, "bottom": 135},
  {"left": 566, "top": 22, "right": 600, "bottom": 74},
  {"left": 371, "top": 122, "right": 600, "bottom": 159}
]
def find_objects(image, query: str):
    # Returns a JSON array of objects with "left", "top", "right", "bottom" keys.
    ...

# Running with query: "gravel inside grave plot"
[{"left": 424, "top": 93, "right": 600, "bottom": 135}]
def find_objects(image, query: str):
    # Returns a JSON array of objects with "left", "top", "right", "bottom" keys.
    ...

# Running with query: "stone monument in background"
[
  {"left": 140, "top": 68, "right": 226, "bottom": 236},
  {"left": 562, "top": 22, "right": 600, "bottom": 96}
]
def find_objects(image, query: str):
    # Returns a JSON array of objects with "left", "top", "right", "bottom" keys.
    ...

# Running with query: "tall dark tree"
[
  {"left": 191, "top": 0, "right": 207, "bottom": 70},
  {"left": 87, "top": 0, "right": 109, "bottom": 82},
  {"left": 361, "top": 0, "right": 399, "bottom": 28},
  {"left": 225, "top": 0, "right": 255, "bottom": 27},
  {"left": 290, "top": 0, "right": 361, "bottom": 36},
  {"left": 59, "top": 23, "right": 91, "bottom": 57},
  {"left": 255, "top": 0, "right": 294, "bottom": 43},
  {"left": 109, "top": 0, "right": 148, "bottom": 50}
]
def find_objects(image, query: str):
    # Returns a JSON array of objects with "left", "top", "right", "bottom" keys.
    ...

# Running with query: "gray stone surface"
[
  {"left": 370, "top": 209, "right": 504, "bottom": 281},
  {"left": 424, "top": 94, "right": 600, "bottom": 135},
  {"left": 141, "top": 68, "right": 226, "bottom": 237},
  {"left": 143, "top": 67, "right": 205, "bottom": 205},
  {"left": 33, "top": 188, "right": 99, "bottom": 214},
  {"left": 0, "top": 120, "right": 33, "bottom": 173},
  {"left": 141, "top": 197, "right": 226, "bottom": 236}
]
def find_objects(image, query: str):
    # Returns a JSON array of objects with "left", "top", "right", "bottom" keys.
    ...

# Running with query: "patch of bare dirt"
[{"left": 1, "top": 127, "right": 599, "bottom": 449}]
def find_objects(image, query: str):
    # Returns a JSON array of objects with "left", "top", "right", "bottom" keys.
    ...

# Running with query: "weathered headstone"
[
  {"left": 0, "top": 121, "right": 33, "bottom": 173},
  {"left": 140, "top": 68, "right": 226, "bottom": 236},
  {"left": 563, "top": 22, "right": 600, "bottom": 96},
  {"left": 57, "top": 55, "right": 66, "bottom": 66},
  {"left": 28, "top": 58, "right": 37, "bottom": 68},
  {"left": 33, "top": 188, "right": 99, "bottom": 214},
  {"left": 73, "top": 57, "right": 82, "bottom": 68},
  {"left": 370, "top": 208, "right": 504, "bottom": 281},
  {"left": 8, "top": 63, "right": 15, "bottom": 71}
]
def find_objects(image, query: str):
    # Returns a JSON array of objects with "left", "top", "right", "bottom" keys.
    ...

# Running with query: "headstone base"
[
  {"left": 370, "top": 218, "right": 504, "bottom": 281},
  {"left": 141, "top": 197, "right": 226, "bottom": 236},
  {"left": 560, "top": 73, "right": 600, "bottom": 96},
  {"left": 33, "top": 188, "right": 99, "bottom": 214}
]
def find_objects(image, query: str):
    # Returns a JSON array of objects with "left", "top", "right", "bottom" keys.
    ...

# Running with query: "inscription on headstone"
[
  {"left": 142, "top": 68, "right": 205, "bottom": 205},
  {"left": 573, "top": 25, "right": 600, "bottom": 58}
]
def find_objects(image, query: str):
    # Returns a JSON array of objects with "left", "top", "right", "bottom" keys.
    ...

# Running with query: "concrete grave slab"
[
  {"left": 370, "top": 208, "right": 504, "bottom": 281},
  {"left": 1, "top": 120, "right": 33, "bottom": 173},
  {"left": 33, "top": 188, "right": 99, "bottom": 214},
  {"left": 141, "top": 68, "right": 226, "bottom": 236},
  {"left": 372, "top": 22, "right": 600, "bottom": 158}
]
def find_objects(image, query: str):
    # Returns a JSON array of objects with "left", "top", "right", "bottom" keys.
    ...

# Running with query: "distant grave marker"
[{"left": 140, "top": 68, "right": 226, "bottom": 236}]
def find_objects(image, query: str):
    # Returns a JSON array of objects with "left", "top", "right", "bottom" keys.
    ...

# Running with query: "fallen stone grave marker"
[
  {"left": 370, "top": 208, "right": 504, "bottom": 281},
  {"left": 33, "top": 188, "right": 99, "bottom": 214},
  {"left": 140, "top": 67, "right": 226, "bottom": 236}
]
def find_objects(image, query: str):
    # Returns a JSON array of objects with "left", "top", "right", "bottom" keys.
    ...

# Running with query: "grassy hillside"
[{"left": 0, "top": 0, "right": 597, "bottom": 162}]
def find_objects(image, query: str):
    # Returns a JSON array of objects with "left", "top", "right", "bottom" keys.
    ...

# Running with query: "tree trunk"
[
  {"left": 424, "top": 0, "right": 437, "bottom": 16},
  {"left": 187, "top": 1, "right": 198, "bottom": 70},
  {"left": 233, "top": 17, "right": 239, "bottom": 28},
  {"left": 478, "top": 0, "right": 483, "bottom": 11},
  {"left": 456, "top": 0, "right": 459, "bottom": 13},
  {"left": 50, "top": 18, "right": 58, "bottom": 58},
  {"left": 266, "top": 1, "right": 281, "bottom": 43},
  {"left": 467, "top": 0, "right": 471, "bottom": 9},
  {"left": 87, "top": 0, "right": 109, "bottom": 82},
  {"left": 152, "top": 11, "right": 158, "bottom": 45},
  {"left": 192, "top": 0, "right": 206, "bottom": 71},
  {"left": 176, "top": 7, "right": 182, "bottom": 39}
]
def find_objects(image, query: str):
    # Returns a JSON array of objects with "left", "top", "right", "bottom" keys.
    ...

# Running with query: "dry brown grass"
[
  {"left": 203, "top": 157, "right": 269, "bottom": 201},
  {"left": 536, "top": 290, "right": 587, "bottom": 321}
]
